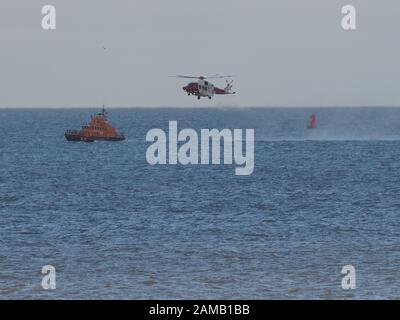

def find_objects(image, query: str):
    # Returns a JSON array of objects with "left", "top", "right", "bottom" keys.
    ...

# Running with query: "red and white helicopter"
[{"left": 170, "top": 74, "right": 236, "bottom": 100}]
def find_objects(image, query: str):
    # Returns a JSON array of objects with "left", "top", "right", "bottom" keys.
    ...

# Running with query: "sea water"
[{"left": 0, "top": 107, "right": 400, "bottom": 299}]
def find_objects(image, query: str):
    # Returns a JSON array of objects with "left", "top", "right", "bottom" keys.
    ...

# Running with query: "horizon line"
[{"left": 1, "top": 105, "right": 400, "bottom": 109}]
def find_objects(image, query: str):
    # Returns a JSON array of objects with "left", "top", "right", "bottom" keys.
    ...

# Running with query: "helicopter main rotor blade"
[
  {"left": 169, "top": 75, "right": 200, "bottom": 79},
  {"left": 169, "top": 74, "right": 235, "bottom": 80},
  {"left": 206, "top": 74, "right": 235, "bottom": 79}
]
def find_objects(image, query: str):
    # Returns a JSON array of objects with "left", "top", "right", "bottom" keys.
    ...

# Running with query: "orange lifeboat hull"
[
  {"left": 65, "top": 108, "right": 125, "bottom": 142},
  {"left": 64, "top": 131, "right": 125, "bottom": 142}
]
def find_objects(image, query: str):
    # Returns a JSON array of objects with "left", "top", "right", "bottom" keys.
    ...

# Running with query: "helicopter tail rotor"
[{"left": 224, "top": 80, "right": 234, "bottom": 93}]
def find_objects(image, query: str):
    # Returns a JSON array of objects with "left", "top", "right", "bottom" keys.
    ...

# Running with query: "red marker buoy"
[{"left": 307, "top": 114, "right": 317, "bottom": 129}]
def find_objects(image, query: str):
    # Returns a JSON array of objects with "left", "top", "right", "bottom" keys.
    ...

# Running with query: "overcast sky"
[{"left": 0, "top": 0, "right": 400, "bottom": 108}]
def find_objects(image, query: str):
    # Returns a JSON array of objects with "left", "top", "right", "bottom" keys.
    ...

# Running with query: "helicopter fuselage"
[
  {"left": 173, "top": 75, "right": 235, "bottom": 100},
  {"left": 183, "top": 79, "right": 215, "bottom": 99}
]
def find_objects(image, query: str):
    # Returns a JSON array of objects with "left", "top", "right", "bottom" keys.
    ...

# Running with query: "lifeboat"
[
  {"left": 65, "top": 106, "right": 125, "bottom": 142},
  {"left": 307, "top": 114, "right": 317, "bottom": 129}
]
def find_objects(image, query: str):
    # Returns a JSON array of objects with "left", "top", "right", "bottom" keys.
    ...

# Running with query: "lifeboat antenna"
[{"left": 101, "top": 104, "right": 108, "bottom": 118}]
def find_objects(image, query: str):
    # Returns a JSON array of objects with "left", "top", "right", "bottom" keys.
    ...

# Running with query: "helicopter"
[{"left": 170, "top": 75, "right": 236, "bottom": 100}]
